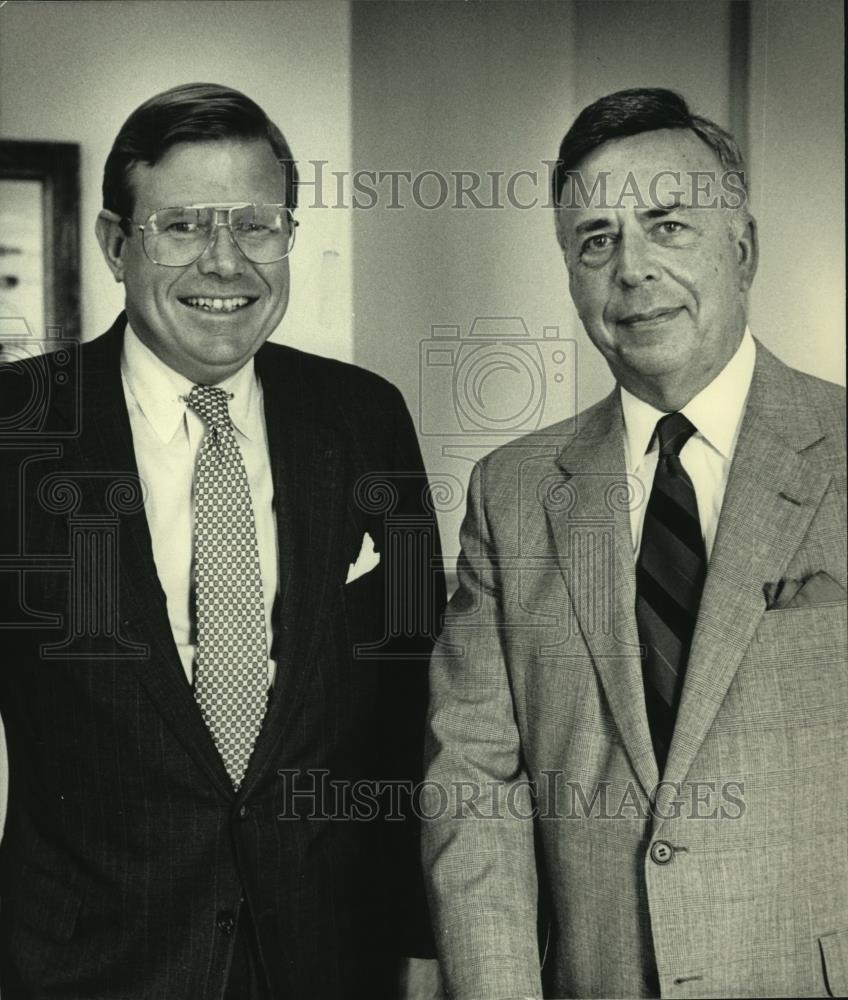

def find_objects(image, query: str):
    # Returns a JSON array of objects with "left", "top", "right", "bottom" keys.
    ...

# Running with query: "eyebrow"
[
  {"left": 572, "top": 200, "right": 693, "bottom": 235},
  {"left": 639, "top": 200, "right": 689, "bottom": 218},
  {"left": 574, "top": 217, "right": 615, "bottom": 236}
]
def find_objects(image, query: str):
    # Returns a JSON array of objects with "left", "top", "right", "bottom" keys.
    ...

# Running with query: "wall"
[
  {"left": 0, "top": 0, "right": 353, "bottom": 360},
  {"left": 748, "top": 0, "right": 845, "bottom": 382},
  {"left": 351, "top": 1, "right": 581, "bottom": 575}
]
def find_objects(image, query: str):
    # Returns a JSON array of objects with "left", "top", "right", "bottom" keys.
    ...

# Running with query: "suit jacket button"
[
  {"left": 650, "top": 840, "right": 674, "bottom": 865},
  {"left": 238, "top": 804, "right": 249, "bottom": 820},
  {"left": 216, "top": 911, "right": 236, "bottom": 936}
]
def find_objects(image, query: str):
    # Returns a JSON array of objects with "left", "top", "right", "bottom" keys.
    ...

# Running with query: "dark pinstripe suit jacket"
[{"left": 0, "top": 314, "right": 445, "bottom": 999}]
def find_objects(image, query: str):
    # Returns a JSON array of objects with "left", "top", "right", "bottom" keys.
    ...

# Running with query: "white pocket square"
[{"left": 346, "top": 531, "right": 380, "bottom": 583}]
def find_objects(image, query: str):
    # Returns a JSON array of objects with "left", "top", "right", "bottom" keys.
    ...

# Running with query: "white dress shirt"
[
  {"left": 121, "top": 326, "right": 279, "bottom": 685},
  {"left": 621, "top": 328, "right": 756, "bottom": 561}
]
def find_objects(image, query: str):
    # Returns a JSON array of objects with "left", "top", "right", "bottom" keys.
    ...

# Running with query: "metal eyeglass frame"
[{"left": 117, "top": 202, "right": 299, "bottom": 267}]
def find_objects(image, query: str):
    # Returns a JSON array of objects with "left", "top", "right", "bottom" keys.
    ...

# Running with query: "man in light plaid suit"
[{"left": 423, "top": 88, "right": 847, "bottom": 999}]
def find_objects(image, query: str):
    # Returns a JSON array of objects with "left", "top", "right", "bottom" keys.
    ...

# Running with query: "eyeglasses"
[{"left": 121, "top": 203, "right": 298, "bottom": 266}]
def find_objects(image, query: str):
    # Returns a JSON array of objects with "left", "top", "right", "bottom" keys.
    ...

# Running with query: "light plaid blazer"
[{"left": 423, "top": 341, "right": 847, "bottom": 999}]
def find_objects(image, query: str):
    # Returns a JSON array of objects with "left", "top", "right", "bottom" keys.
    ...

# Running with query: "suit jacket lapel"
[
  {"left": 52, "top": 321, "right": 350, "bottom": 796},
  {"left": 240, "top": 346, "right": 347, "bottom": 792},
  {"left": 656, "top": 344, "right": 833, "bottom": 818},
  {"left": 548, "top": 392, "right": 659, "bottom": 799},
  {"left": 65, "top": 316, "right": 233, "bottom": 795}
]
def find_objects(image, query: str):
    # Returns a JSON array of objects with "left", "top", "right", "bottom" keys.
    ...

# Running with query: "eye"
[
  {"left": 167, "top": 221, "right": 201, "bottom": 235},
  {"left": 234, "top": 221, "right": 270, "bottom": 234},
  {"left": 581, "top": 233, "right": 617, "bottom": 255},
  {"left": 654, "top": 220, "right": 687, "bottom": 236}
]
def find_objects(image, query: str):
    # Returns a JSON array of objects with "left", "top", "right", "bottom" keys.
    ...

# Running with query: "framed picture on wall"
[{"left": 0, "top": 139, "right": 80, "bottom": 356}]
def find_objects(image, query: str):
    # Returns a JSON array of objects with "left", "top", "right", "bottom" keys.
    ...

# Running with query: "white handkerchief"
[{"left": 346, "top": 531, "right": 380, "bottom": 583}]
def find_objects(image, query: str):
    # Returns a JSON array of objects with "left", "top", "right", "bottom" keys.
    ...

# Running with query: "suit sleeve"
[
  {"left": 422, "top": 460, "right": 543, "bottom": 999},
  {"left": 373, "top": 384, "right": 447, "bottom": 959}
]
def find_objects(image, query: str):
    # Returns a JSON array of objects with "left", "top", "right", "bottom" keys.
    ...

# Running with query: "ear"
[
  {"left": 96, "top": 210, "right": 128, "bottom": 283},
  {"left": 736, "top": 214, "right": 759, "bottom": 292}
]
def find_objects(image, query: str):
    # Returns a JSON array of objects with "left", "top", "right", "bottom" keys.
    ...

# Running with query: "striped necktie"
[
  {"left": 635, "top": 412, "right": 706, "bottom": 773},
  {"left": 186, "top": 384, "right": 268, "bottom": 789}
]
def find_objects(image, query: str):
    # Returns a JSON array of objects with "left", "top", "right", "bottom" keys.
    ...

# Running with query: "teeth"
[{"left": 184, "top": 296, "right": 251, "bottom": 313}]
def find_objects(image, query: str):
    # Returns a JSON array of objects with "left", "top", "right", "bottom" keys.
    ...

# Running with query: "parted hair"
[
  {"left": 551, "top": 87, "right": 746, "bottom": 207},
  {"left": 102, "top": 82, "right": 298, "bottom": 219}
]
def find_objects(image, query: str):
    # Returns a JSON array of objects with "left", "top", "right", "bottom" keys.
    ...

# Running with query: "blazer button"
[
  {"left": 216, "top": 911, "right": 236, "bottom": 936},
  {"left": 238, "top": 803, "right": 249, "bottom": 820},
  {"left": 650, "top": 840, "right": 674, "bottom": 865}
]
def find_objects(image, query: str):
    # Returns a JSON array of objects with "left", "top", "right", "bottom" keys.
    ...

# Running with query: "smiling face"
[
  {"left": 101, "top": 139, "right": 290, "bottom": 385},
  {"left": 557, "top": 129, "right": 757, "bottom": 409}
]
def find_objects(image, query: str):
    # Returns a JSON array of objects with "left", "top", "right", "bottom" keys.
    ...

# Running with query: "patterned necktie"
[
  {"left": 186, "top": 384, "right": 268, "bottom": 789},
  {"left": 635, "top": 412, "right": 707, "bottom": 773}
]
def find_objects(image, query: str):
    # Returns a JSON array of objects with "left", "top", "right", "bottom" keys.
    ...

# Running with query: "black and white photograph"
[{"left": 0, "top": 2, "right": 844, "bottom": 998}]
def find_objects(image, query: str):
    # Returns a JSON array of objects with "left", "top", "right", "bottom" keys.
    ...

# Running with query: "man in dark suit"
[
  {"left": 423, "top": 88, "right": 846, "bottom": 998},
  {"left": 0, "top": 82, "right": 445, "bottom": 999}
]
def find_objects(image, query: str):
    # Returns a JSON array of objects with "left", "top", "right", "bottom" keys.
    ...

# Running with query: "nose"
[
  {"left": 196, "top": 223, "right": 245, "bottom": 278},
  {"left": 613, "top": 228, "right": 660, "bottom": 289}
]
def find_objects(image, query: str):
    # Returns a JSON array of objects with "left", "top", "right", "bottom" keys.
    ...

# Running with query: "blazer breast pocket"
[
  {"left": 755, "top": 600, "right": 847, "bottom": 650},
  {"left": 341, "top": 567, "right": 387, "bottom": 660},
  {"left": 745, "top": 602, "right": 847, "bottom": 720}
]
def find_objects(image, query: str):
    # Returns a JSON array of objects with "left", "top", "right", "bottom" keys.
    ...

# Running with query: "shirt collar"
[
  {"left": 621, "top": 327, "right": 756, "bottom": 471},
  {"left": 121, "top": 324, "right": 262, "bottom": 443}
]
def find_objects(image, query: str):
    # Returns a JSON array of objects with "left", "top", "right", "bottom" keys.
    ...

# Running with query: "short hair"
[
  {"left": 102, "top": 82, "right": 298, "bottom": 219},
  {"left": 551, "top": 87, "right": 747, "bottom": 207}
]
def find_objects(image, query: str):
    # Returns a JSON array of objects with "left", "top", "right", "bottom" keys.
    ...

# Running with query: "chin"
[
  {"left": 196, "top": 346, "right": 255, "bottom": 371},
  {"left": 617, "top": 342, "right": 691, "bottom": 379},
  {"left": 186, "top": 324, "right": 262, "bottom": 355}
]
